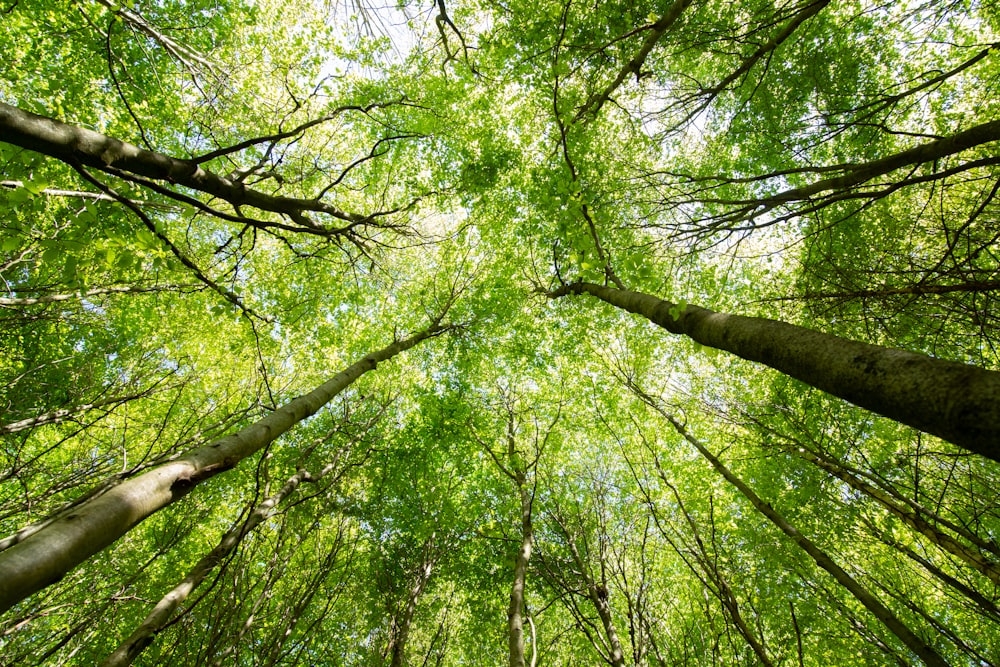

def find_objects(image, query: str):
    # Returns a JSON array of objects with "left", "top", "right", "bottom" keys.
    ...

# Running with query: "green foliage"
[{"left": 1, "top": 0, "right": 999, "bottom": 665}]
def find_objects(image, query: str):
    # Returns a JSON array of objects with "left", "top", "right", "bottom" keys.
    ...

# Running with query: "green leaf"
[
  {"left": 116, "top": 250, "right": 135, "bottom": 270},
  {"left": 7, "top": 188, "right": 31, "bottom": 205},
  {"left": 41, "top": 246, "right": 61, "bottom": 263},
  {"left": 23, "top": 180, "right": 48, "bottom": 196}
]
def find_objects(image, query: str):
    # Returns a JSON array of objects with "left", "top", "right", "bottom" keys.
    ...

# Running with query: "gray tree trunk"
[
  {"left": 551, "top": 282, "right": 1000, "bottom": 460},
  {"left": 508, "top": 480, "right": 534, "bottom": 667},
  {"left": 0, "top": 102, "right": 365, "bottom": 230},
  {"left": 101, "top": 456, "right": 342, "bottom": 667},
  {"left": 387, "top": 537, "right": 438, "bottom": 667},
  {"left": 0, "top": 324, "right": 447, "bottom": 614},
  {"left": 554, "top": 519, "right": 626, "bottom": 667}
]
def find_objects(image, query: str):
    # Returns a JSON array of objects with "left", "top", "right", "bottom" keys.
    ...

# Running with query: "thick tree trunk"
[
  {"left": 0, "top": 325, "right": 446, "bottom": 614},
  {"left": 508, "top": 482, "right": 534, "bottom": 667},
  {"left": 635, "top": 391, "right": 950, "bottom": 667},
  {"left": 551, "top": 282, "right": 1000, "bottom": 460}
]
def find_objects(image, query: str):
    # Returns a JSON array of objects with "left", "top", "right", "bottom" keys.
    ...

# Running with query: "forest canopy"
[{"left": 1, "top": 0, "right": 1000, "bottom": 665}]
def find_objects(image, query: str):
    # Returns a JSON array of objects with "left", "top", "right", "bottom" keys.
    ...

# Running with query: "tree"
[
  {"left": 2, "top": 0, "right": 1000, "bottom": 664},
  {"left": 546, "top": 281, "right": 1000, "bottom": 458},
  {"left": 470, "top": 387, "right": 555, "bottom": 667},
  {"left": 0, "top": 319, "right": 452, "bottom": 614}
]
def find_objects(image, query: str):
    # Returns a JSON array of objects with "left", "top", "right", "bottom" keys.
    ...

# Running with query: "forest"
[{"left": 1, "top": 0, "right": 999, "bottom": 664}]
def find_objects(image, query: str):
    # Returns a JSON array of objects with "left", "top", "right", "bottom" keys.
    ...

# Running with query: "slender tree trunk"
[
  {"left": 653, "top": 479, "right": 774, "bottom": 667},
  {"left": 632, "top": 389, "right": 951, "bottom": 667},
  {"left": 474, "top": 391, "right": 556, "bottom": 667},
  {"left": 769, "top": 279, "right": 1000, "bottom": 302},
  {"left": 878, "top": 527, "right": 1000, "bottom": 623},
  {"left": 0, "top": 324, "right": 447, "bottom": 614},
  {"left": 100, "top": 454, "right": 342, "bottom": 667},
  {"left": 508, "top": 480, "right": 533, "bottom": 667},
  {"left": 576, "top": 0, "right": 693, "bottom": 119},
  {"left": 551, "top": 282, "right": 1000, "bottom": 460},
  {"left": 0, "top": 386, "right": 171, "bottom": 436},
  {"left": 747, "top": 118, "right": 1000, "bottom": 208},
  {"left": 796, "top": 446, "right": 1000, "bottom": 585},
  {"left": 549, "top": 511, "right": 626, "bottom": 667},
  {"left": 0, "top": 284, "right": 199, "bottom": 308},
  {"left": 387, "top": 538, "right": 437, "bottom": 667}
]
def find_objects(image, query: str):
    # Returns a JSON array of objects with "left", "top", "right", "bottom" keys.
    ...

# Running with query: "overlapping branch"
[
  {"left": 575, "top": 0, "right": 693, "bottom": 121},
  {"left": 91, "top": 0, "right": 223, "bottom": 81},
  {"left": 0, "top": 102, "right": 421, "bottom": 248},
  {"left": 664, "top": 0, "right": 831, "bottom": 130},
  {"left": 646, "top": 119, "right": 1000, "bottom": 238}
]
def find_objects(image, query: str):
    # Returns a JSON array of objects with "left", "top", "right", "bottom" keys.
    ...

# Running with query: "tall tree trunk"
[
  {"left": 651, "top": 478, "right": 775, "bottom": 667},
  {"left": 874, "top": 525, "right": 1000, "bottom": 623},
  {"left": 550, "top": 282, "right": 1000, "bottom": 460},
  {"left": 386, "top": 537, "right": 438, "bottom": 667},
  {"left": 508, "top": 480, "right": 534, "bottom": 667},
  {"left": 473, "top": 389, "right": 556, "bottom": 667},
  {"left": 795, "top": 445, "right": 1000, "bottom": 585},
  {"left": 0, "top": 324, "right": 448, "bottom": 614},
  {"left": 554, "top": 522, "right": 626, "bottom": 667},
  {"left": 631, "top": 388, "right": 951, "bottom": 667},
  {"left": 0, "top": 102, "right": 367, "bottom": 231}
]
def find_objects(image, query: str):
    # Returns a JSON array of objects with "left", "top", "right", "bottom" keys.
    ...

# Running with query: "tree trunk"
[
  {"left": 0, "top": 324, "right": 447, "bottom": 614},
  {"left": 386, "top": 537, "right": 437, "bottom": 667},
  {"left": 508, "top": 481, "right": 534, "bottom": 667},
  {"left": 652, "top": 478, "right": 774, "bottom": 667},
  {"left": 550, "top": 511, "right": 626, "bottom": 667},
  {"left": 101, "top": 455, "right": 342, "bottom": 667},
  {"left": 0, "top": 103, "right": 364, "bottom": 230},
  {"left": 796, "top": 446, "right": 1000, "bottom": 585},
  {"left": 551, "top": 282, "right": 1000, "bottom": 460},
  {"left": 634, "top": 390, "right": 951, "bottom": 667}
]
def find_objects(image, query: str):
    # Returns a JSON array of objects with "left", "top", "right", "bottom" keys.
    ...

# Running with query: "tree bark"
[
  {"left": 795, "top": 446, "right": 1000, "bottom": 585},
  {"left": 651, "top": 478, "right": 774, "bottom": 667},
  {"left": 0, "top": 324, "right": 447, "bottom": 614},
  {"left": 507, "top": 480, "right": 533, "bottom": 667},
  {"left": 0, "top": 388, "right": 166, "bottom": 436},
  {"left": 0, "top": 284, "right": 199, "bottom": 309},
  {"left": 0, "top": 103, "right": 365, "bottom": 230},
  {"left": 553, "top": 517, "right": 626, "bottom": 667},
  {"left": 386, "top": 537, "right": 438, "bottom": 667},
  {"left": 576, "top": 0, "right": 693, "bottom": 120},
  {"left": 474, "top": 391, "right": 555, "bottom": 667},
  {"left": 551, "top": 282, "right": 1000, "bottom": 460}
]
